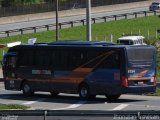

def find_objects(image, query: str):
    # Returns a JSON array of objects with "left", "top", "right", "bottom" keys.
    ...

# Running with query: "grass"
[
  {"left": 155, "top": 88, "right": 160, "bottom": 96},
  {"left": 0, "top": 104, "right": 30, "bottom": 110},
  {"left": 1, "top": 16, "right": 160, "bottom": 43},
  {"left": 147, "top": 88, "right": 160, "bottom": 96}
]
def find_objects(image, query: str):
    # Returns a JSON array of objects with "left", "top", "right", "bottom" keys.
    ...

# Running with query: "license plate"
[{"left": 138, "top": 82, "right": 144, "bottom": 85}]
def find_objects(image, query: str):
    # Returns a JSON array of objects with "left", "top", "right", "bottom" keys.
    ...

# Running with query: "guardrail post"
[
  {"left": 103, "top": 17, "right": 107, "bottom": 22},
  {"left": 59, "top": 23, "right": 62, "bottom": 29},
  {"left": 124, "top": 14, "right": 127, "bottom": 19},
  {"left": 114, "top": 15, "right": 117, "bottom": 21},
  {"left": 33, "top": 27, "right": 36, "bottom": 33},
  {"left": 135, "top": 13, "right": 137, "bottom": 18},
  {"left": 6, "top": 31, "right": 9, "bottom": 37},
  {"left": 81, "top": 20, "right": 85, "bottom": 26},
  {"left": 20, "top": 29, "right": 23, "bottom": 35},
  {"left": 45, "top": 25, "right": 49, "bottom": 31},
  {"left": 70, "top": 21, "right": 73, "bottom": 27},
  {"left": 154, "top": 11, "right": 156, "bottom": 16},
  {"left": 92, "top": 18, "right": 96, "bottom": 24},
  {"left": 144, "top": 11, "right": 147, "bottom": 17}
]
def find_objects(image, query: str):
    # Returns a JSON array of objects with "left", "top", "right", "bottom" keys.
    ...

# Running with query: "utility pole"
[
  {"left": 56, "top": 0, "right": 59, "bottom": 41},
  {"left": 86, "top": 0, "right": 91, "bottom": 41}
]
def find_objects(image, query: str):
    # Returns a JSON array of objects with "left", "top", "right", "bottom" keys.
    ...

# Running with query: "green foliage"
[
  {"left": 1, "top": 0, "right": 45, "bottom": 6},
  {"left": 0, "top": 16, "right": 159, "bottom": 44},
  {"left": 0, "top": 104, "right": 30, "bottom": 110},
  {"left": 1, "top": 0, "right": 13, "bottom": 7},
  {"left": 15, "top": 0, "right": 44, "bottom": 4},
  {"left": 147, "top": 88, "right": 160, "bottom": 96}
]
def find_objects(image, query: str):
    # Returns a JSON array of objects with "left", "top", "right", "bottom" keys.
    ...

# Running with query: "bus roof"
[
  {"left": 48, "top": 40, "right": 116, "bottom": 46},
  {"left": 8, "top": 40, "right": 154, "bottom": 51}
]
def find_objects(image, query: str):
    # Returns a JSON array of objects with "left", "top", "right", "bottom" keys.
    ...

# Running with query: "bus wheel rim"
[
  {"left": 24, "top": 84, "right": 30, "bottom": 93},
  {"left": 81, "top": 87, "right": 88, "bottom": 97}
]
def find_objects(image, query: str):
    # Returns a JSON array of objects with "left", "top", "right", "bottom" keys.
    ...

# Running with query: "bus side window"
[
  {"left": 69, "top": 51, "right": 86, "bottom": 68},
  {"left": 18, "top": 50, "right": 34, "bottom": 67},
  {"left": 35, "top": 50, "right": 51, "bottom": 67},
  {"left": 99, "top": 51, "right": 120, "bottom": 69}
]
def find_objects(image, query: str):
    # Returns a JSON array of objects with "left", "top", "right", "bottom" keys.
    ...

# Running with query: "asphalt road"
[
  {"left": 0, "top": 7, "right": 148, "bottom": 32},
  {"left": 0, "top": 82, "right": 160, "bottom": 111}
]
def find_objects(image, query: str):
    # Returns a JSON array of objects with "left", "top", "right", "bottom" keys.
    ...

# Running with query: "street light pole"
[
  {"left": 56, "top": 0, "right": 59, "bottom": 41},
  {"left": 86, "top": 0, "right": 91, "bottom": 41}
]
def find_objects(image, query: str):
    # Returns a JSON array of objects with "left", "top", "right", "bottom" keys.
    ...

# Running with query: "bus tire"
[
  {"left": 79, "top": 84, "right": 91, "bottom": 100},
  {"left": 50, "top": 91, "right": 59, "bottom": 96},
  {"left": 105, "top": 94, "right": 121, "bottom": 101},
  {"left": 22, "top": 82, "right": 34, "bottom": 96}
]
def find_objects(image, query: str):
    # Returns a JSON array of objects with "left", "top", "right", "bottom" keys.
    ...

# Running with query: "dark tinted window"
[
  {"left": 35, "top": 49, "right": 51, "bottom": 67},
  {"left": 117, "top": 40, "right": 133, "bottom": 45},
  {"left": 98, "top": 50, "right": 120, "bottom": 68},
  {"left": 68, "top": 50, "right": 86, "bottom": 68},
  {"left": 83, "top": 50, "right": 120, "bottom": 69},
  {"left": 127, "top": 48, "right": 154, "bottom": 61},
  {"left": 18, "top": 50, "right": 34, "bottom": 66}
]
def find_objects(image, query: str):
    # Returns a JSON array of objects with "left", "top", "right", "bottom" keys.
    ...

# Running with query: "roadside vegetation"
[
  {"left": 1, "top": 16, "right": 160, "bottom": 43},
  {"left": 0, "top": 104, "right": 30, "bottom": 110},
  {"left": 147, "top": 88, "right": 160, "bottom": 96}
]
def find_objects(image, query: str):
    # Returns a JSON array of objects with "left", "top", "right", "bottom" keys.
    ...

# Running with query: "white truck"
[{"left": 117, "top": 36, "right": 146, "bottom": 45}]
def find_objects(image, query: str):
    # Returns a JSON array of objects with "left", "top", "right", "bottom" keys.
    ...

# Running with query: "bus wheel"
[
  {"left": 79, "top": 84, "right": 90, "bottom": 100},
  {"left": 22, "top": 82, "right": 34, "bottom": 96},
  {"left": 105, "top": 94, "right": 121, "bottom": 101},
  {"left": 50, "top": 91, "right": 59, "bottom": 96}
]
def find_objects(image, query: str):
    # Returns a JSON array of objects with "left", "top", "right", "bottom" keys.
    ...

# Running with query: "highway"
[
  {"left": 0, "top": 7, "right": 149, "bottom": 32},
  {"left": 0, "top": 82, "right": 160, "bottom": 111}
]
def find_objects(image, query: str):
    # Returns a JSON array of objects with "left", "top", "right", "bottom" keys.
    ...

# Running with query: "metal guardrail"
[
  {"left": 0, "top": 110, "right": 160, "bottom": 120},
  {"left": 0, "top": 10, "right": 160, "bottom": 37}
]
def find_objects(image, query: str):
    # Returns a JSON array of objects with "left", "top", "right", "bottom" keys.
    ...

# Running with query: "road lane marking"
[
  {"left": 23, "top": 101, "right": 36, "bottom": 105},
  {"left": 51, "top": 101, "right": 86, "bottom": 110},
  {"left": 22, "top": 98, "right": 47, "bottom": 105},
  {"left": 112, "top": 104, "right": 128, "bottom": 110}
]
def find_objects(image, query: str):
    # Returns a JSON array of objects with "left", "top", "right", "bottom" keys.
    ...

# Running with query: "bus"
[{"left": 2, "top": 41, "right": 156, "bottom": 100}]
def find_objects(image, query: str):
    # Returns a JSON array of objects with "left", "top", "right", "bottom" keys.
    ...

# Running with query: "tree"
[
  {"left": 1, "top": 0, "right": 14, "bottom": 7},
  {"left": 1, "top": 0, "right": 44, "bottom": 6}
]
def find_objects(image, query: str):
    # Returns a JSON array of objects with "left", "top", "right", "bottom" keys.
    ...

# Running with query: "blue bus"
[{"left": 2, "top": 41, "right": 156, "bottom": 100}]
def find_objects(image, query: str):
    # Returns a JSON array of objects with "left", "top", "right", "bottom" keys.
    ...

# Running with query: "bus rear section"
[{"left": 122, "top": 46, "right": 156, "bottom": 94}]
